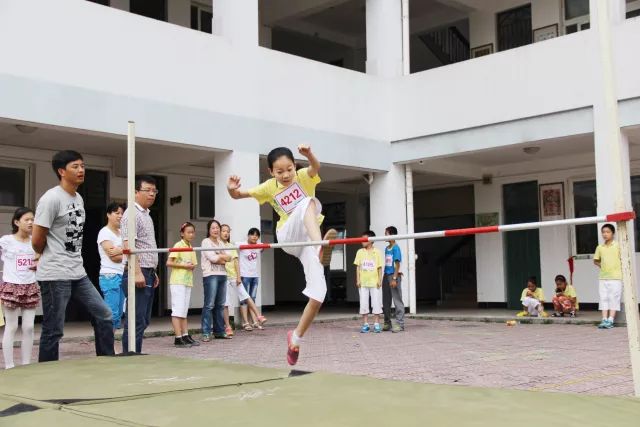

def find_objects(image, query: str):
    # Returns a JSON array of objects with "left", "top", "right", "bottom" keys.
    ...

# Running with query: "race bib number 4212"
[{"left": 275, "top": 183, "right": 307, "bottom": 214}]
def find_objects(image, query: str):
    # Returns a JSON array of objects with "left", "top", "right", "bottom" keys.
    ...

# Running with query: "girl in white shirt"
[{"left": 0, "top": 207, "right": 40, "bottom": 369}]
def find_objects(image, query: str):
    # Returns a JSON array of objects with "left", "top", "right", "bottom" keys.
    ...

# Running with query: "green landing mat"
[{"left": 0, "top": 355, "right": 638, "bottom": 427}]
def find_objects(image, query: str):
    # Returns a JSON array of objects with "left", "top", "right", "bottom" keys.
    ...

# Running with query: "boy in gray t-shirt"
[{"left": 32, "top": 150, "right": 114, "bottom": 362}]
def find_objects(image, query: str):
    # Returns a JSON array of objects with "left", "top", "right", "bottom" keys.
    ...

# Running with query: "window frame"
[
  {"left": 0, "top": 162, "right": 32, "bottom": 212},
  {"left": 191, "top": 1, "right": 213, "bottom": 34},
  {"left": 569, "top": 171, "right": 640, "bottom": 256},
  {"left": 190, "top": 181, "right": 215, "bottom": 221},
  {"left": 561, "top": 0, "right": 590, "bottom": 35}
]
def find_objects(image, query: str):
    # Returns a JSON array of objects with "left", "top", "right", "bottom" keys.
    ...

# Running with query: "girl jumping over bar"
[{"left": 227, "top": 145, "right": 336, "bottom": 365}]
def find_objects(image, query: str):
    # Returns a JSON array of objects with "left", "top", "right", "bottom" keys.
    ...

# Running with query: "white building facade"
[{"left": 0, "top": 0, "right": 639, "bottom": 317}]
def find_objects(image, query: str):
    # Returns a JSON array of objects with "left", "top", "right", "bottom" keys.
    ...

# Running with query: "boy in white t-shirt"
[
  {"left": 97, "top": 202, "right": 125, "bottom": 331},
  {"left": 237, "top": 228, "right": 263, "bottom": 329}
]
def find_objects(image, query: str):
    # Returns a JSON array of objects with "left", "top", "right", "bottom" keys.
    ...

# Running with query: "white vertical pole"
[
  {"left": 127, "top": 121, "right": 137, "bottom": 352},
  {"left": 401, "top": 0, "right": 410, "bottom": 76},
  {"left": 405, "top": 165, "right": 417, "bottom": 314},
  {"left": 401, "top": 0, "right": 415, "bottom": 314},
  {"left": 592, "top": 0, "right": 640, "bottom": 396}
]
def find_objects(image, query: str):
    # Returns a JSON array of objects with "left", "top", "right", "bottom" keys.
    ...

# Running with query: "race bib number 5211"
[
  {"left": 16, "top": 254, "right": 35, "bottom": 272},
  {"left": 275, "top": 183, "right": 307, "bottom": 214}
]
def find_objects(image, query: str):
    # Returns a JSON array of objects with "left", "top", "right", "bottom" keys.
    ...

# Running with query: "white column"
[
  {"left": 366, "top": 0, "right": 403, "bottom": 77},
  {"left": 369, "top": 165, "right": 412, "bottom": 310},
  {"left": 214, "top": 151, "right": 261, "bottom": 324},
  {"left": 212, "top": 0, "right": 259, "bottom": 46},
  {"left": 591, "top": 0, "right": 640, "bottom": 396}
]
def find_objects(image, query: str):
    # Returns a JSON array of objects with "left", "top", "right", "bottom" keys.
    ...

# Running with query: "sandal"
[
  {"left": 253, "top": 322, "right": 264, "bottom": 330},
  {"left": 243, "top": 323, "right": 253, "bottom": 331},
  {"left": 225, "top": 326, "right": 234, "bottom": 336},
  {"left": 257, "top": 315, "right": 268, "bottom": 325}
]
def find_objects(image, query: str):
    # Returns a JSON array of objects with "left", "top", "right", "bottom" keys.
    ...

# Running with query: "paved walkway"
[
  {"left": 1, "top": 316, "right": 635, "bottom": 397},
  {"left": 1, "top": 307, "right": 613, "bottom": 345}
]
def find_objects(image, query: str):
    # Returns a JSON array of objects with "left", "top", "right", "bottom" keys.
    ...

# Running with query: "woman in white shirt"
[
  {"left": 97, "top": 202, "right": 125, "bottom": 331},
  {"left": 0, "top": 207, "right": 40, "bottom": 369}
]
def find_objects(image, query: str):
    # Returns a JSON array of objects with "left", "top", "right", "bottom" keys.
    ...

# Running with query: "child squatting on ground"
[
  {"left": 551, "top": 274, "right": 578, "bottom": 318},
  {"left": 354, "top": 231, "right": 384, "bottom": 333},
  {"left": 227, "top": 145, "right": 336, "bottom": 365},
  {"left": 517, "top": 276, "right": 548, "bottom": 317}
]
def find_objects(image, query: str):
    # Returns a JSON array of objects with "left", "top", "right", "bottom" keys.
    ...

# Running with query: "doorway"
[
  {"left": 497, "top": 4, "right": 532, "bottom": 51},
  {"left": 149, "top": 175, "right": 167, "bottom": 316},
  {"left": 503, "top": 181, "right": 541, "bottom": 309}
]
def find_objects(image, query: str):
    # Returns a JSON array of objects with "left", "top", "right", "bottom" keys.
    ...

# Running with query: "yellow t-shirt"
[
  {"left": 520, "top": 287, "right": 545, "bottom": 302},
  {"left": 224, "top": 243, "right": 239, "bottom": 279},
  {"left": 557, "top": 284, "right": 579, "bottom": 310},
  {"left": 594, "top": 241, "right": 622, "bottom": 280},
  {"left": 247, "top": 167, "right": 324, "bottom": 230},
  {"left": 168, "top": 240, "right": 198, "bottom": 287},
  {"left": 354, "top": 247, "right": 383, "bottom": 288}
]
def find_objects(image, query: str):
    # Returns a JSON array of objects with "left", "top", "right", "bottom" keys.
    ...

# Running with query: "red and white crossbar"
[{"left": 122, "top": 211, "right": 636, "bottom": 255}]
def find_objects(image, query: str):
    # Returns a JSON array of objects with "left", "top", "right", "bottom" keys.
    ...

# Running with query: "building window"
[
  {"left": 573, "top": 177, "right": 640, "bottom": 254},
  {"left": 191, "top": 3, "right": 213, "bottom": 34},
  {"left": 191, "top": 183, "right": 215, "bottom": 219},
  {"left": 573, "top": 180, "right": 597, "bottom": 254},
  {"left": 130, "top": 0, "right": 167, "bottom": 22},
  {"left": 564, "top": 0, "right": 590, "bottom": 34},
  {"left": 0, "top": 166, "right": 28, "bottom": 209},
  {"left": 564, "top": 0, "right": 589, "bottom": 20}
]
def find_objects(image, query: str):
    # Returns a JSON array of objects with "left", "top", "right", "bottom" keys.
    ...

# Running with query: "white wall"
[
  {"left": 391, "top": 17, "right": 640, "bottom": 143},
  {"left": 469, "top": 0, "right": 561, "bottom": 50},
  {"left": 168, "top": 0, "right": 192, "bottom": 28},
  {"left": 0, "top": 0, "right": 389, "bottom": 171},
  {"left": 472, "top": 158, "right": 640, "bottom": 304},
  {"left": 474, "top": 182, "right": 506, "bottom": 302}
]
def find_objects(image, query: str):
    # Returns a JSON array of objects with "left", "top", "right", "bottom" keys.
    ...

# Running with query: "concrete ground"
[{"left": 1, "top": 312, "right": 634, "bottom": 397}]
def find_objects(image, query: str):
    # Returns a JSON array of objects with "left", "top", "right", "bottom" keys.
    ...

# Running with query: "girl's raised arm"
[{"left": 227, "top": 175, "right": 251, "bottom": 199}]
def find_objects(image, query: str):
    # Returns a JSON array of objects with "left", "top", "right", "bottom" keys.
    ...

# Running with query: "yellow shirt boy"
[
  {"left": 354, "top": 247, "right": 383, "bottom": 288},
  {"left": 520, "top": 287, "right": 545, "bottom": 302},
  {"left": 594, "top": 241, "right": 622, "bottom": 280}
]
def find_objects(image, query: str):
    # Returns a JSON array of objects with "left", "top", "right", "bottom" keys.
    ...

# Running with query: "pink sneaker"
[{"left": 286, "top": 330, "right": 300, "bottom": 366}]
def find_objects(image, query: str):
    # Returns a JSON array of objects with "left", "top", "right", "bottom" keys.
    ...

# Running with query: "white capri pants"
[
  {"left": 170, "top": 285, "right": 192, "bottom": 318},
  {"left": 225, "top": 279, "right": 238, "bottom": 308},
  {"left": 276, "top": 197, "right": 327, "bottom": 303},
  {"left": 599, "top": 279, "right": 622, "bottom": 311},
  {"left": 225, "top": 278, "right": 251, "bottom": 307},
  {"left": 359, "top": 287, "right": 383, "bottom": 315},
  {"left": 522, "top": 297, "right": 543, "bottom": 315}
]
